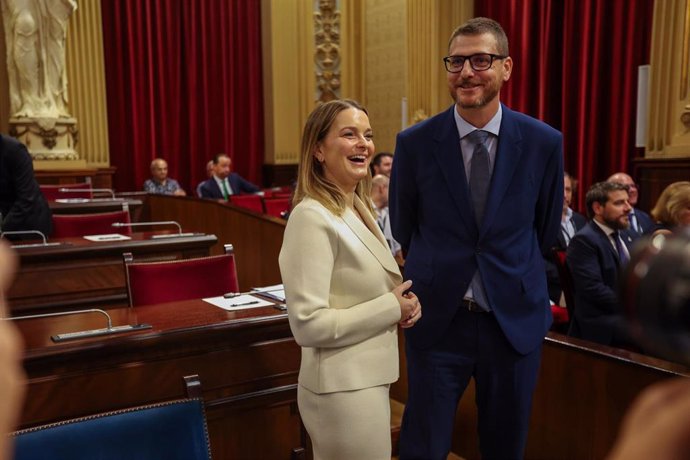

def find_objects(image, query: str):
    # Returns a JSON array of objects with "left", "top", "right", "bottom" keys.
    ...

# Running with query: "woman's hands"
[{"left": 392, "top": 280, "right": 422, "bottom": 329}]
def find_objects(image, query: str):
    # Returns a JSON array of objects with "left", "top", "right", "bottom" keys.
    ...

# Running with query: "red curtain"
[
  {"left": 101, "top": 0, "right": 264, "bottom": 193},
  {"left": 475, "top": 0, "right": 654, "bottom": 211}
]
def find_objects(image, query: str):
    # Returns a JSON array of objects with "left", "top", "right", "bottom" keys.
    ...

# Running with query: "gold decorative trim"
[
  {"left": 314, "top": 0, "right": 341, "bottom": 103},
  {"left": 682, "top": 0, "right": 690, "bottom": 100}
]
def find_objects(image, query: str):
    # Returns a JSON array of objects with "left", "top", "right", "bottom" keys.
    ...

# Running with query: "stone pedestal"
[{"left": 9, "top": 118, "right": 79, "bottom": 160}]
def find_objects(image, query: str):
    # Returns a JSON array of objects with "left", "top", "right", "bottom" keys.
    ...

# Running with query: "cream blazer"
[{"left": 279, "top": 196, "right": 403, "bottom": 394}]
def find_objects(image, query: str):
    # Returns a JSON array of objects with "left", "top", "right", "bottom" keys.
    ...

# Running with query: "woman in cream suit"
[{"left": 279, "top": 99, "right": 421, "bottom": 460}]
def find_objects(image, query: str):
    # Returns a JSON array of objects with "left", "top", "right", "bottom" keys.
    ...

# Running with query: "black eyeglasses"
[{"left": 443, "top": 53, "right": 507, "bottom": 73}]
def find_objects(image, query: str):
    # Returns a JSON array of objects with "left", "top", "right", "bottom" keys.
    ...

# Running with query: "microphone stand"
[
  {"left": 112, "top": 221, "right": 198, "bottom": 239},
  {"left": 58, "top": 188, "right": 121, "bottom": 201},
  {"left": 3, "top": 308, "right": 152, "bottom": 342},
  {"left": 0, "top": 230, "right": 62, "bottom": 248}
]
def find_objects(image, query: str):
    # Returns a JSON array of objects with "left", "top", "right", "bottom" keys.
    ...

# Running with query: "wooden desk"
[
  {"left": 8, "top": 232, "right": 217, "bottom": 314},
  {"left": 16, "top": 299, "right": 302, "bottom": 460},
  {"left": 391, "top": 332, "right": 690, "bottom": 460},
  {"left": 49, "top": 198, "right": 144, "bottom": 222},
  {"left": 141, "top": 195, "right": 286, "bottom": 290}
]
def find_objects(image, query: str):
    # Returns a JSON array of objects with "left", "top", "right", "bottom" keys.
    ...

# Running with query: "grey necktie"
[
  {"left": 466, "top": 130, "right": 492, "bottom": 311},
  {"left": 467, "top": 130, "right": 491, "bottom": 226}
]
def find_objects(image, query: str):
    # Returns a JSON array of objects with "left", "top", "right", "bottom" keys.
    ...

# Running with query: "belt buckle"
[{"left": 464, "top": 298, "right": 484, "bottom": 313}]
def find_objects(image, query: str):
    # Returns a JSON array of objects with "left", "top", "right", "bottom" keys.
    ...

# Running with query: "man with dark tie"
[
  {"left": 567, "top": 181, "right": 634, "bottom": 347},
  {"left": 390, "top": 17, "right": 563, "bottom": 460},
  {"left": 608, "top": 172, "right": 653, "bottom": 238},
  {"left": 545, "top": 171, "right": 587, "bottom": 304},
  {"left": 198, "top": 153, "right": 260, "bottom": 201}
]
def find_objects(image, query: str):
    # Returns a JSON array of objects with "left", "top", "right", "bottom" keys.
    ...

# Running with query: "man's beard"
[
  {"left": 451, "top": 79, "right": 501, "bottom": 109},
  {"left": 604, "top": 215, "right": 630, "bottom": 230}
]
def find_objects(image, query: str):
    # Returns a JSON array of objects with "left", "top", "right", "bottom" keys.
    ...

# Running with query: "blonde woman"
[
  {"left": 279, "top": 99, "right": 421, "bottom": 459},
  {"left": 650, "top": 181, "right": 690, "bottom": 235}
]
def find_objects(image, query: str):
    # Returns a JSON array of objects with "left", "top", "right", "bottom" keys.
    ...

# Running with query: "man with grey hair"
[
  {"left": 567, "top": 181, "right": 634, "bottom": 347},
  {"left": 370, "top": 174, "right": 403, "bottom": 264},
  {"left": 143, "top": 158, "right": 186, "bottom": 196}
]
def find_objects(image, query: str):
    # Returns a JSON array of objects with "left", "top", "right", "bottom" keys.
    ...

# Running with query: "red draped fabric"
[
  {"left": 101, "top": 0, "right": 264, "bottom": 193},
  {"left": 475, "top": 0, "right": 654, "bottom": 211}
]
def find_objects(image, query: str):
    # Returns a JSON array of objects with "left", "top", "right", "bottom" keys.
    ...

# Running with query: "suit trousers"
[
  {"left": 399, "top": 306, "right": 542, "bottom": 460},
  {"left": 298, "top": 383, "right": 391, "bottom": 460}
]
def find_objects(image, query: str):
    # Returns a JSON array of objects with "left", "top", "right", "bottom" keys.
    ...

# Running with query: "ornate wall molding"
[{"left": 314, "top": 0, "right": 341, "bottom": 103}]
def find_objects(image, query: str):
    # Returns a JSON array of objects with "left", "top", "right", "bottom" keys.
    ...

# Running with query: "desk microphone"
[
  {"left": 3, "top": 308, "right": 152, "bottom": 342},
  {"left": 112, "top": 221, "right": 198, "bottom": 238},
  {"left": 58, "top": 188, "right": 119, "bottom": 200},
  {"left": 0, "top": 230, "right": 62, "bottom": 248}
]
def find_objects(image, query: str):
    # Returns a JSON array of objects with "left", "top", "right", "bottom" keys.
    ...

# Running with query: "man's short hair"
[
  {"left": 448, "top": 17, "right": 509, "bottom": 56},
  {"left": 372, "top": 152, "right": 393, "bottom": 167},
  {"left": 213, "top": 153, "right": 230, "bottom": 165},
  {"left": 585, "top": 181, "right": 628, "bottom": 218}
]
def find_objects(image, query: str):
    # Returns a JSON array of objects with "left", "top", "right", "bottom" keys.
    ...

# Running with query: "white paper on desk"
[
  {"left": 55, "top": 198, "right": 90, "bottom": 203},
  {"left": 251, "top": 284, "right": 286, "bottom": 302},
  {"left": 83, "top": 233, "right": 132, "bottom": 242},
  {"left": 203, "top": 294, "right": 273, "bottom": 311}
]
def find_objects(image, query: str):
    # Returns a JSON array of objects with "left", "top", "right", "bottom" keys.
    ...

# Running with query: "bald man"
[
  {"left": 143, "top": 158, "right": 186, "bottom": 196},
  {"left": 607, "top": 172, "right": 653, "bottom": 237}
]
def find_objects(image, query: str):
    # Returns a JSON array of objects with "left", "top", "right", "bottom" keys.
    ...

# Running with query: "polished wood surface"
[
  {"left": 8, "top": 232, "right": 217, "bottom": 314},
  {"left": 632, "top": 156, "right": 690, "bottom": 212},
  {"left": 142, "top": 195, "right": 286, "bottom": 290},
  {"left": 15, "top": 298, "right": 303, "bottom": 460},
  {"left": 35, "top": 167, "right": 116, "bottom": 189},
  {"left": 48, "top": 198, "right": 143, "bottom": 221},
  {"left": 391, "top": 331, "right": 690, "bottom": 460}
]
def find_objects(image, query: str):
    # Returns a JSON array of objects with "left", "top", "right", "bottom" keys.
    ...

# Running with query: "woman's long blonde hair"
[{"left": 293, "top": 99, "right": 374, "bottom": 216}]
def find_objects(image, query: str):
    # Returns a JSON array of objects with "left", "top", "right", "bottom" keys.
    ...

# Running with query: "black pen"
[{"left": 229, "top": 300, "right": 259, "bottom": 307}]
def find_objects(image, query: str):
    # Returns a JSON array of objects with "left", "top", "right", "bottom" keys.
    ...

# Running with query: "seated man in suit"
[
  {"left": 143, "top": 158, "right": 186, "bottom": 196},
  {"left": 198, "top": 153, "right": 260, "bottom": 201},
  {"left": 0, "top": 134, "right": 52, "bottom": 239},
  {"left": 608, "top": 172, "right": 653, "bottom": 238},
  {"left": 567, "top": 181, "right": 634, "bottom": 347},
  {"left": 545, "top": 171, "right": 586, "bottom": 304}
]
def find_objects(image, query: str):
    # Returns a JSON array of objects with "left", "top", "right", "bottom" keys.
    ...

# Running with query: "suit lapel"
[
  {"left": 591, "top": 222, "right": 619, "bottom": 261},
  {"left": 481, "top": 105, "right": 523, "bottom": 235},
  {"left": 342, "top": 197, "right": 401, "bottom": 279},
  {"left": 432, "top": 106, "right": 477, "bottom": 236}
]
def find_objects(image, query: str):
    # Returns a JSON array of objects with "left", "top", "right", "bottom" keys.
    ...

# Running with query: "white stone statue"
[{"left": 1, "top": 0, "right": 78, "bottom": 119}]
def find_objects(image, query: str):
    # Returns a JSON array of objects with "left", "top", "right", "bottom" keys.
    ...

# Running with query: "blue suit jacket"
[
  {"left": 390, "top": 104, "right": 563, "bottom": 355},
  {"left": 566, "top": 221, "right": 631, "bottom": 346},
  {"left": 198, "top": 173, "right": 260, "bottom": 199}
]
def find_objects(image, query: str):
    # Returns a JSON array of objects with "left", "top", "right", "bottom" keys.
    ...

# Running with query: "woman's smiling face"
[{"left": 314, "top": 108, "right": 374, "bottom": 193}]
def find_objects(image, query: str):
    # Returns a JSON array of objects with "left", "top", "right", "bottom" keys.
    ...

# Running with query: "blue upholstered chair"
[{"left": 11, "top": 398, "right": 212, "bottom": 460}]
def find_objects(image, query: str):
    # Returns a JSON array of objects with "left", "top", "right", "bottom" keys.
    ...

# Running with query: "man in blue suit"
[
  {"left": 198, "top": 153, "right": 260, "bottom": 201},
  {"left": 566, "top": 181, "right": 634, "bottom": 347},
  {"left": 390, "top": 17, "right": 563, "bottom": 460}
]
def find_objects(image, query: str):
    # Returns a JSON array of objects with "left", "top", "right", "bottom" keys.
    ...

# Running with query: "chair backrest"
[
  {"left": 40, "top": 182, "right": 93, "bottom": 201},
  {"left": 229, "top": 194, "right": 264, "bottom": 213},
  {"left": 552, "top": 248, "right": 576, "bottom": 321},
  {"left": 263, "top": 198, "right": 290, "bottom": 218},
  {"left": 124, "top": 244, "right": 239, "bottom": 307},
  {"left": 51, "top": 210, "right": 131, "bottom": 238},
  {"left": 11, "top": 398, "right": 211, "bottom": 460}
]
